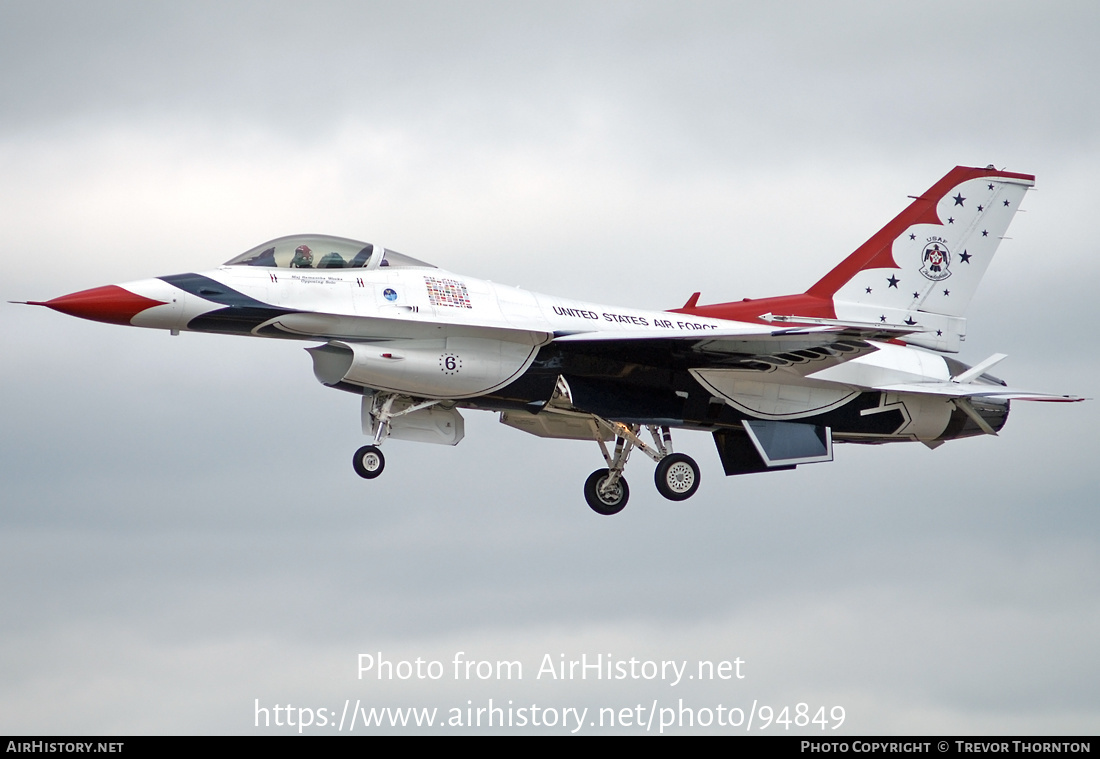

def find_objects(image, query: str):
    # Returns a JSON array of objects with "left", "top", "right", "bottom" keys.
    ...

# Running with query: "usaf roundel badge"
[{"left": 919, "top": 238, "right": 952, "bottom": 281}]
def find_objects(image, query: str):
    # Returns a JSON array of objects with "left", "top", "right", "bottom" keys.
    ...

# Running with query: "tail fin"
[{"left": 809, "top": 165, "right": 1034, "bottom": 351}]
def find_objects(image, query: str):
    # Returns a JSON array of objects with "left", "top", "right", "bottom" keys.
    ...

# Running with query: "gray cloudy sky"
[{"left": 2, "top": 1, "right": 1098, "bottom": 735}]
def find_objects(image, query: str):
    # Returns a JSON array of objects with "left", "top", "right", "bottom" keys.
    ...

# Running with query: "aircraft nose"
[{"left": 28, "top": 284, "right": 167, "bottom": 325}]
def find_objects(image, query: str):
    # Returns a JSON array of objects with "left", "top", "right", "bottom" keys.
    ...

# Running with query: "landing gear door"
[{"left": 361, "top": 393, "right": 465, "bottom": 446}]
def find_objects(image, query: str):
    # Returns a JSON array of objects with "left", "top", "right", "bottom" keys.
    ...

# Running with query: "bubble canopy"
[{"left": 223, "top": 235, "right": 435, "bottom": 270}]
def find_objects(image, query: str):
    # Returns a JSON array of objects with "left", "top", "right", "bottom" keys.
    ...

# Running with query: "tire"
[
  {"left": 584, "top": 469, "right": 629, "bottom": 515},
  {"left": 352, "top": 445, "right": 385, "bottom": 479},
  {"left": 654, "top": 453, "right": 700, "bottom": 501}
]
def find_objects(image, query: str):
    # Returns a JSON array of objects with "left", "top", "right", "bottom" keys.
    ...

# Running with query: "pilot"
[{"left": 290, "top": 244, "right": 314, "bottom": 268}]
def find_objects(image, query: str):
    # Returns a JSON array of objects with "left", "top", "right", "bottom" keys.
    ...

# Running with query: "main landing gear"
[{"left": 583, "top": 421, "right": 700, "bottom": 516}]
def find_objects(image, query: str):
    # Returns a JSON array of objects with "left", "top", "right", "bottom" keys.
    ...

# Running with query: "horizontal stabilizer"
[
  {"left": 806, "top": 345, "right": 1084, "bottom": 402},
  {"left": 871, "top": 383, "right": 1085, "bottom": 402}
]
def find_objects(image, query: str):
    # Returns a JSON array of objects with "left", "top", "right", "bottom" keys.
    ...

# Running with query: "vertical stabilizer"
[{"left": 808, "top": 165, "right": 1034, "bottom": 352}]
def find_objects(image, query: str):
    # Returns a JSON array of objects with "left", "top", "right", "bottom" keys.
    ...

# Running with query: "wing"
[{"left": 550, "top": 321, "right": 922, "bottom": 377}]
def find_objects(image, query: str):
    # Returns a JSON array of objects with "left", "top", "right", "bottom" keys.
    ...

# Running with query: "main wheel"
[
  {"left": 352, "top": 445, "right": 385, "bottom": 479},
  {"left": 584, "top": 469, "right": 630, "bottom": 515},
  {"left": 654, "top": 453, "right": 700, "bottom": 501}
]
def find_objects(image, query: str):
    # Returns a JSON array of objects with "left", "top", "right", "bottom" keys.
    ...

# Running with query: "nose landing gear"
[{"left": 350, "top": 391, "right": 442, "bottom": 480}]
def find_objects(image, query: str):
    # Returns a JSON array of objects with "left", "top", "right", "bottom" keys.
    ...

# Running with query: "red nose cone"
[{"left": 32, "top": 285, "right": 166, "bottom": 325}]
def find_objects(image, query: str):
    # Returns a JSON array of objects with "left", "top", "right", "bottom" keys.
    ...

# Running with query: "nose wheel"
[{"left": 353, "top": 445, "right": 385, "bottom": 479}]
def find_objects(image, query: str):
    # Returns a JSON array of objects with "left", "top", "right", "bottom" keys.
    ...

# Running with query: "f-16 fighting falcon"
[{"left": 25, "top": 165, "right": 1082, "bottom": 515}]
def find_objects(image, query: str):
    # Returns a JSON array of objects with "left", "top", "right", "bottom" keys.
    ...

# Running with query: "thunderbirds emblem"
[{"left": 920, "top": 238, "right": 952, "bottom": 281}]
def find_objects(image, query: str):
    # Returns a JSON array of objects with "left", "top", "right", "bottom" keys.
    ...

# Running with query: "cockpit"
[{"left": 224, "top": 235, "right": 435, "bottom": 270}]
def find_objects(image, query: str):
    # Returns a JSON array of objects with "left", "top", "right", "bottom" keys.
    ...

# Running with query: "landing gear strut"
[{"left": 583, "top": 421, "right": 701, "bottom": 515}]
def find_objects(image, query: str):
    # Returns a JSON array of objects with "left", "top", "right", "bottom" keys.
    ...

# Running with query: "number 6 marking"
[{"left": 440, "top": 353, "right": 461, "bottom": 374}]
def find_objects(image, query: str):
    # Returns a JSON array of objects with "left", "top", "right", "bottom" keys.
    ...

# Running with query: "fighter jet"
[{"left": 25, "top": 165, "right": 1082, "bottom": 514}]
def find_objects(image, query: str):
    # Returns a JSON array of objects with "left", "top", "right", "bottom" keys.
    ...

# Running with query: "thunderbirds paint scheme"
[{"left": 28, "top": 166, "right": 1081, "bottom": 514}]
